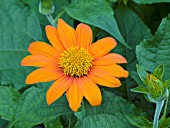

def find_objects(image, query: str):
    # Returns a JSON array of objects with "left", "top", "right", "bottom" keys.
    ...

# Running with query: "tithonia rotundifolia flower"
[{"left": 21, "top": 19, "right": 128, "bottom": 111}]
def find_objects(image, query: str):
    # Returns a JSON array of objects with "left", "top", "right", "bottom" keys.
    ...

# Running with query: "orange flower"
[{"left": 21, "top": 19, "right": 128, "bottom": 111}]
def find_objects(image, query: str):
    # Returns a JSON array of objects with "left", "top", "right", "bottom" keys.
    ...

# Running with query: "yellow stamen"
[{"left": 59, "top": 47, "right": 93, "bottom": 77}]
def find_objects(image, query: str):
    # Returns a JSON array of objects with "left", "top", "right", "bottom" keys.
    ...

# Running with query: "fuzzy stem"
[
  {"left": 46, "top": 15, "right": 56, "bottom": 27},
  {"left": 153, "top": 100, "right": 165, "bottom": 128}
]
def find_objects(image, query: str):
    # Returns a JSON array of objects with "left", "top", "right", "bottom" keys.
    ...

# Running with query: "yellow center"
[{"left": 59, "top": 47, "right": 93, "bottom": 77}]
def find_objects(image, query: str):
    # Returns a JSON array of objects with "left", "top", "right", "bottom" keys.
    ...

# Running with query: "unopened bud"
[
  {"left": 39, "top": 0, "right": 54, "bottom": 15},
  {"left": 147, "top": 74, "right": 164, "bottom": 100}
]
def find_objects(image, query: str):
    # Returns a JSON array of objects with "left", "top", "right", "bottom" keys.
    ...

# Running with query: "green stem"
[
  {"left": 153, "top": 100, "right": 165, "bottom": 128},
  {"left": 68, "top": 114, "right": 71, "bottom": 128},
  {"left": 162, "top": 96, "right": 169, "bottom": 118},
  {"left": 46, "top": 15, "right": 56, "bottom": 27},
  {"left": 53, "top": 10, "right": 65, "bottom": 24}
]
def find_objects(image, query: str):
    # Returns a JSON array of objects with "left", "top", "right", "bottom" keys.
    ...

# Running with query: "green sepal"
[
  {"left": 136, "top": 64, "right": 149, "bottom": 85},
  {"left": 164, "top": 79, "right": 170, "bottom": 88},
  {"left": 39, "top": 0, "right": 55, "bottom": 15},
  {"left": 129, "top": 71, "right": 145, "bottom": 87},
  {"left": 153, "top": 64, "right": 164, "bottom": 81},
  {"left": 131, "top": 85, "right": 148, "bottom": 94}
]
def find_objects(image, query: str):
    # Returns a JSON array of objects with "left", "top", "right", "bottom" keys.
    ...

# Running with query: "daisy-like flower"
[{"left": 21, "top": 19, "right": 128, "bottom": 111}]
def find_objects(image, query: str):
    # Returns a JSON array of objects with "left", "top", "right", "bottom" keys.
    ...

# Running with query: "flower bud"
[
  {"left": 132, "top": 64, "right": 169, "bottom": 103},
  {"left": 146, "top": 74, "right": 164, "bottom": 100},
  {"left": 39, "top": 0, "right": 54, "bottom": 15}
]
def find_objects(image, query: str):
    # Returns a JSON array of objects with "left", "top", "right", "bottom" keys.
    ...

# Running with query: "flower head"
[{"left": 21, "top": 19, "right": 128, "bottom": 111}]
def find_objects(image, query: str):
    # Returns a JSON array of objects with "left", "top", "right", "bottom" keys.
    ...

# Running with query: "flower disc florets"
[{"left": 59, "top": 47, "right": 93, "bottom": 77}]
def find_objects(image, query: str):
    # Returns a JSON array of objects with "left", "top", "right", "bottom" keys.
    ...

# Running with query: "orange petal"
[
  {"left": 21, "top": 55, "right": 59, "bottom": 67},
  {"left": 81, "top": 76, "right": 102, "bottom": 106},
  {"left": 28, "top": 42, "right": 60, "bottom": 59},
  {"left": 45, "top": 25, "right": 65, "bottom": 53},
  {"left": 76, "top": 23, "right": 92, "bottom": 49},
  {"left": 26, "top": 67, "right": 64, "bottom": 84},
  {"left": 93, "top": 53, "right": 127, "bottom": 65},
  {"left": 58, "top": 19, "right": 77, "bottom": 48},
  {"left": 46, "top": 76, "right": 73, "bottom": 105},
  {"left": 87, "top": 68, "right": 121, "bottom": 88},
  {"left": 92, "top": 65, "right": 129, "bottom": 78},
  {"left": 89, "top": 37, "right": 117, "bottom": 59},
  {"left": 66, "top": 78, "right": 83, "bottom": 112}
]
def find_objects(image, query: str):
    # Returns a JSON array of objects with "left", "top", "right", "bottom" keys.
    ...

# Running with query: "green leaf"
[
  {"left": 64, "top": 0, "right": 128, "bottom": 47},
  {"left": 164, "top": 79, "right": 170, "bottom": 88},
  {"left": 0, "top": 86, "right": 72, "bottom": 127},
  {"left": 109, "top": 0, "right": 117, "bottom": 2},
  {"left": 0, "top": 118, "right": 9, "bottom": 128},
  {"left": 0, "top": 0, "right": 42, "bottom": 90},
  {"left": 0, "top": 86, "right": 20, "bottom": 121},
  {"left": 125, "top": 115, "right": 152, "bottom": 128},
  {"left": 75, "top": 90, "right": 147, "bottom": 128},
  {"left": 136, "top": 14, "right": 170, "bottom": 80},
  {"left": 44, "top": 117, "right": 63, "bottom": 128},
  {"left": 136, "top": 65, "right": 149, "bottom": 85},
  {"left": 153, "top": 64, "right": 164, "bottom": 80},
  {"left": 129, "top": 2, "right": 170, "bottom": 34},
  {"left": 114, "top": 5, "right": 152, "bottom": 68},
  {"left": 131, "top": 86, "right": 148, "bottom": 94},
  {"left": 111, "top": 4, "right": 152, "bottom": 96},
  {"left": 0, "top": 51, "right": 35, "bottom": 90},
  {"left": 113, "top": 5, "right": 153, "bottom": 116},
  {"left": 114, "top": 5, "right": 151, "bottom": 86},
  {"left": 60, "top": 114, "right": 77, "bottom": 128},
  {"left": 132, "top": 0, "right": 170, "bottom": 4},
  {"left": 15, "top": 87, "right": 72, "bottom": 127},
  {"left": 159, "top": 117, "right": 170, "bottom": 128}
]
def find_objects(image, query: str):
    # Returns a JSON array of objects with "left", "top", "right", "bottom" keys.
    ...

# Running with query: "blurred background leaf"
[
  {"left": 129, "top": 1, "right": 170, "bottom": 34},
  {"left": 0, "top": 118, "right": 9, "bottom": 128},
  {"left": 132, "top": 0, "right": 170, "bottom": 4}
]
